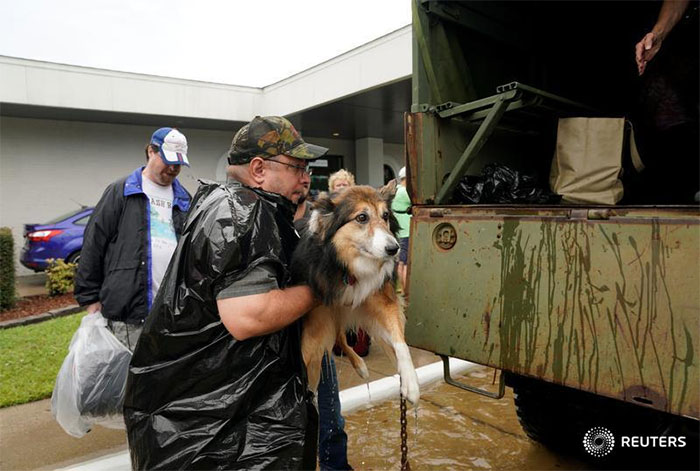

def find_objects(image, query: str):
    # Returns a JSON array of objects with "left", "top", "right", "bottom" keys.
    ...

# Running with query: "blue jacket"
[{"left": 75, "top": 168, "right": 191, "bottom": 323}]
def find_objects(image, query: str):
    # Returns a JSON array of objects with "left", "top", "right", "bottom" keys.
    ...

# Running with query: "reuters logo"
[{"left": 583, "top": 426, "right": 615, "bottom": 457}]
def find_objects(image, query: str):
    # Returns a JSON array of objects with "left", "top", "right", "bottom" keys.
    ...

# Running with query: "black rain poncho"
[{"left": 124, "top": 180, "right": 317, "bottom": 470}]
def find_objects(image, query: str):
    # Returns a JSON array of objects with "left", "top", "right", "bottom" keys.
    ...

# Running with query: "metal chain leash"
[{"left": 400, "top": 392, "right": 411, "bottom": 471}]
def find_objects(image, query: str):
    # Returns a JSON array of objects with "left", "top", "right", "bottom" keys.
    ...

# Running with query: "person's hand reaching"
[
  {"left": 635, "top": 31, "right": 662, "bottom": 75},
  {"left": 635, "top": 0, "right": 690, "bottom": 76}
]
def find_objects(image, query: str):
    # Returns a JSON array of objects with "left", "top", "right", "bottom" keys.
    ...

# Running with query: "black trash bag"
[
  {"left": 452, "top": 163, "right": 561, "bottom": 204},
  {"left": 452, "top": 174, "right": 485, "bottom": 204},
  {"left": 124, "top": 180, "right": 318, "bottom": 471}
]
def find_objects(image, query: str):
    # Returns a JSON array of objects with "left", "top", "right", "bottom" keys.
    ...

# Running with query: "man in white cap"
[{"left": 75, "top": 127, "right": 192, "bottom": 349}]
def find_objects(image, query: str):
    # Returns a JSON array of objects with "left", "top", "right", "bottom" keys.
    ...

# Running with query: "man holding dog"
[{"left": 124, "top": 116, "right": 328, "bottom": 470}]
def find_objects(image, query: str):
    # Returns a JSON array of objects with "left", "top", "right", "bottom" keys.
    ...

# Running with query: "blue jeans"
[{"left": 318, "top": 353, "right": 352, "bottom": 470}]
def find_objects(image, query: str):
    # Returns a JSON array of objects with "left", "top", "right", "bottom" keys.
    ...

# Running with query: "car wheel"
[{"left": 66, "top": 251, "right": 81, "bottom": 265}]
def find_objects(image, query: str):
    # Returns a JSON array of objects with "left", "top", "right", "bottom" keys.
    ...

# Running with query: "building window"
[{"left": 384, "top": 164, "right": 396, "bottom": 184}]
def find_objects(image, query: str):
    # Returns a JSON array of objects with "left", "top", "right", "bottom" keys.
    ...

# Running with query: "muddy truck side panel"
[{"left": 406, "top": 204, "right": 699, "bottom": 418}]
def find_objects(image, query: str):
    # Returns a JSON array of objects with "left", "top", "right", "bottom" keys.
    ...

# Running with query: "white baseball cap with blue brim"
[{"left": 150, "top": 128, "right": 190, "bottom": 166}]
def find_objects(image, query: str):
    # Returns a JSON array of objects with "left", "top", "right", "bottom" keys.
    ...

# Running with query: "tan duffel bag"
[{"left": 550, "top": 117, "right": 644, "bottom": 205}]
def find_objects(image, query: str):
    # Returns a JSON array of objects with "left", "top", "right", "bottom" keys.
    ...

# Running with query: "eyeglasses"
[{"left": 265, "top": 158, "right": 313, "bottom": 177}]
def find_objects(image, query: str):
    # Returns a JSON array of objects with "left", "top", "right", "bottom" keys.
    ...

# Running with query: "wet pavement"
[
  {"left": 0, "top": 398, "right": 127, "bottom": 471},
  {"left": 345, "top": 366, "right": 590, "bottom": 471}
]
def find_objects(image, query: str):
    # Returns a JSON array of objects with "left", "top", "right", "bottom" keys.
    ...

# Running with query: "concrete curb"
[
  {"left": 340, "top": 358, "right": 477, "bottom": 414},
  {"left": 0, "top": 304, "right": 83, "bottom": 330}
]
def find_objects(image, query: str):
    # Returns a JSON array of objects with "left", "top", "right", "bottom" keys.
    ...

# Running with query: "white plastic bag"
[{"left": 51, "top": 312, "right": 132, "bottom": 437}]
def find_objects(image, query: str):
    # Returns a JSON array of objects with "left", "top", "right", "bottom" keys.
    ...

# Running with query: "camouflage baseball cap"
[{"left": 228, "top": 116, "right": 328, "bottom": 165}]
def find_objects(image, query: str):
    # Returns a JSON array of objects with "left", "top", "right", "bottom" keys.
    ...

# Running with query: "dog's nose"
[{"left": 385, "top": 243, "right": 400, "bottom": 256}]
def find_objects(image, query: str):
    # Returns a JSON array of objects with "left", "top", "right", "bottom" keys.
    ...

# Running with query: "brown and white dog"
[{"left": 292, "top": 185, "right": 420, "bottom": 404}]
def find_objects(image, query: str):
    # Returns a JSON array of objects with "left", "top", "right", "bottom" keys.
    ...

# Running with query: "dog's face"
[{"left": 308, "top": 186, "right": 400, "bottom": 270}]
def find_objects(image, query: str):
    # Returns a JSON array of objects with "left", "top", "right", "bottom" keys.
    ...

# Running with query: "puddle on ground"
[{"left": 344, "top": 367, "right": 591, "bottom": 470}]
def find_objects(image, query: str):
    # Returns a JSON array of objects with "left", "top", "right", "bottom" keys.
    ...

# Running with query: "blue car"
[{"left": 20, "top": 206, "right": 94, "bottom": 271}]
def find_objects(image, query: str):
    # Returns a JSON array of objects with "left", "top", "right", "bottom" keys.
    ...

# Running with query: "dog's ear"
[
  {"left": 379, "top": 179, "right": 398, "bottom": 203},
  {"left": 308, "top": 192, "right": 335, "bottom": 238},
  {"left": 312, "top": 192, "right": 334, "bottom": 212}
]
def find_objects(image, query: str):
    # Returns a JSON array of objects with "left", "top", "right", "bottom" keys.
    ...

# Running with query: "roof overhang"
[{"left": 0, "top": 25, "right": 411, "bottom": 134}]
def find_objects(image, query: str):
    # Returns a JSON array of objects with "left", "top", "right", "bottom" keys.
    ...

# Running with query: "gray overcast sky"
[{"left": 0, "top": 0, "right": 411, "bottom": 87}]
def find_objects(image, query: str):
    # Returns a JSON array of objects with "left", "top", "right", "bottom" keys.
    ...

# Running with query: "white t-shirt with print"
[{"left": 142, "top": 175, "right": 178, "bottom": 301}]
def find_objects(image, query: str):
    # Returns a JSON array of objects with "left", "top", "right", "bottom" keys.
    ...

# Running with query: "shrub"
[
  {"left": 45, "top": 258, "right": 77, "bottom": 296},
  {"left": 0, "top": 227, "right": 16, "bottom": 311}
]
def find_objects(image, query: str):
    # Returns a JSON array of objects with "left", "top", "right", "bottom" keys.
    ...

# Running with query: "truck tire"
[{"left": 507, "top": 373, "right": 670, "bottom": 456}]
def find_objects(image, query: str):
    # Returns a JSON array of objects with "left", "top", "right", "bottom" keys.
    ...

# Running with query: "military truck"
[{"left": 404, "top": 0, "right": 698, "bottom": 458}]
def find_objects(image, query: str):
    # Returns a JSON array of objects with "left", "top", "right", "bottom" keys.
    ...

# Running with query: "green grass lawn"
[{"left": 0, "top": 312, "right": 85, "bottom": 408}]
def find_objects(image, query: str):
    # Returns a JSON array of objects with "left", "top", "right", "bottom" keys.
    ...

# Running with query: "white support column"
[{"left": 354, "top": 137, "right": 384, "bottom": 187}]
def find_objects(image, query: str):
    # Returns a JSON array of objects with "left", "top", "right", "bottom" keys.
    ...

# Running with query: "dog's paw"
[
  {"left": 356, "top": 359, "right": 370, "bottom": 380},
  {"left": 400, "top": 370, "right": 420, "bottom": 406}
]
